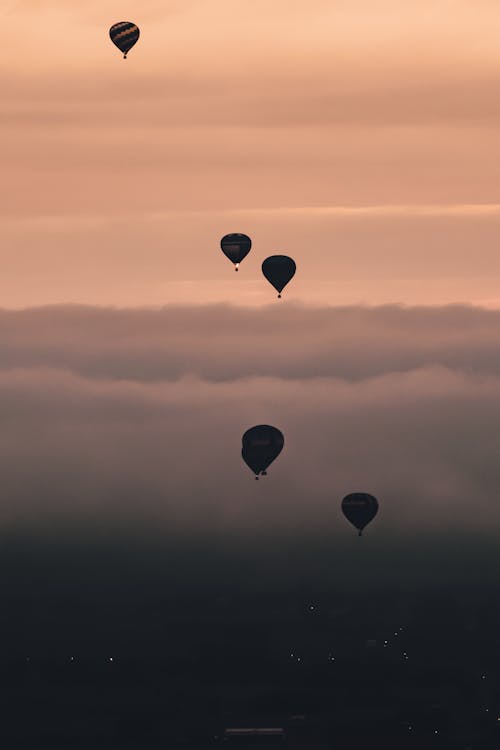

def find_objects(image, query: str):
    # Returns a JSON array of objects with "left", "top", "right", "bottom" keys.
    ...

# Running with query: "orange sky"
[{"left": 2, "top": 0, "right": 500, "bottom": 307}]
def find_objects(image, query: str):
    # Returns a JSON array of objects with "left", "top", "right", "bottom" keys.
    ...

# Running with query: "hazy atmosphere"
[
  {"left": 2, "top": 302, "right": 500, "bottom": 596},
  {"left": 3, "top": 2, "right": 500, "bottom": 748}
]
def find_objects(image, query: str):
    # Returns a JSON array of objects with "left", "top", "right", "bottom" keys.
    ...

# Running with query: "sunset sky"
[
  {"left": 2, "top": 2, "right": 500, "bottom": 604},
  {"left": 2, "top": 0, "right": 500, "bottom": 307}
]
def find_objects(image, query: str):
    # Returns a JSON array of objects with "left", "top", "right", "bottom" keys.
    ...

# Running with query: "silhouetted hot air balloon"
[
  {"left": 109, "top": 22, "right": 140, "bottom": 59},
  {"left": 241, "top": 425, "right": 284, "bottom": 479},
  {"left": 262, "top": 255, "right": 296, "bottom": 298},
  {"left": 220, "top": 233, "right": 252, "bottom": 271},
  {"left": 341, "top": 493, "right": 379, "bottom": 536}
]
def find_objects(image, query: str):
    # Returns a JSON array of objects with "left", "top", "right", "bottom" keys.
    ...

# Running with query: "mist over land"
[{"left": 2, "top": 303, "right": 500, "bottom": 589}]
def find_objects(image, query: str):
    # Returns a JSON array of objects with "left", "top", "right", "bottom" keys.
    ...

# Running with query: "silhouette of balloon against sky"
[
  {"left": 342, "top": 493, "right": 379, "bottom": 537},
  {"left": 109, "top": 22, "right": 140, "bottom": 59},
  {"left": 241, "top": 425, "right": 284, "bottom": 479},
  {"left": 220, "top": 234, "right": 252, "bottom": 272},
  {"left": 262, "top": 255, "right": 296, "bottom": 298}
]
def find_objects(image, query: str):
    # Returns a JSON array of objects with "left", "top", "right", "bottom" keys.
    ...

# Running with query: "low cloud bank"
[
  {"left": 0, "top": 303, "right": 499, "bottom": 593},
  {"left": 1, "top": 303, "right": 500, "bottom": 382},
  {"left": 0, "top": 305, "right": 498, "bottom": 542}
]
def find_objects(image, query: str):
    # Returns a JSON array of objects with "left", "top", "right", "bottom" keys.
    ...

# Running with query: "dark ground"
[{"left": 3, "top": 581, "right": 500, "bottom": 748}]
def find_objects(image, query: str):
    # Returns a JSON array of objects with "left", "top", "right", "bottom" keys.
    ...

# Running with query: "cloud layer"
[
  {"left": 0, "top": 302, "right": 499, "bottom": 601},
  {"left": 2, "top": 303, "right": 500, "bottom": 382},
  {"left": 1, "top": 304, "right": 500, "bottom": 548}
]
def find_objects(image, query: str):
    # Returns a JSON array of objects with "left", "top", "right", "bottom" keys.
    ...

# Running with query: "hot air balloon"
[
  {"left": 109, "top": 22, "right": 140, "bottom": 59},
  {"left": 341, "top": 493, "right": 379, "bottom": 536},
  {"left": 241, "top": 425, "right": 284, "bottom": 479},
  {"left": 262, "top": 255, "right": 296, "bottom": 298},
  {"left": 220, "top": 233, "right": 252, "bottom": 271}
]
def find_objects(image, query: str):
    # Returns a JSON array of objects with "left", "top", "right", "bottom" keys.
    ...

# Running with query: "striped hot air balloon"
[{"left": 109, "top": 22, "right": 140, "bottom": 59}]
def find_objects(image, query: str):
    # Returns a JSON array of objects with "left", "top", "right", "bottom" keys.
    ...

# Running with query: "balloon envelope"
[
  {"left": 109, "top": 22, "right": 140, "bottom": 57},
  {"left": 241, "top": 425, "right": 284, "bottom": 477},
  {"left": 341, "top": 493, "right": 379, "bottom": 536},
  {"left": 221, "top": 233, "right": 252, "bottom": 270},
  {"left": 262, "top": 255, "right": 296, "bottom": 296}
]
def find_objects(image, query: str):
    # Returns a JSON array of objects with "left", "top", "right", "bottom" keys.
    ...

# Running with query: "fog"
[{"left": 1, "top": 304, "right": 499, "bottom": 565}]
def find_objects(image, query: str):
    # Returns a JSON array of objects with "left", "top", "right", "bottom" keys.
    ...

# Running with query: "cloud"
[
  {"left": 1, "top": 301, "right": 500, "bottom": 610},
  {"left": 2, "top": 303, "right": 500, "bottom": 383},
  {"left": 3, "top": 68, "right": 500, "bottom": 132},
  {"left": 1, "top": 304, "right": 500, "bottom": 549}
]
